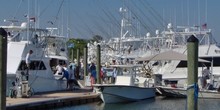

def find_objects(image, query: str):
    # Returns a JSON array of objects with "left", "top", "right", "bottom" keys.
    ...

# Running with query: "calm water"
[{"left": 54, "top": 97, "right": 220, "bottom": 110}]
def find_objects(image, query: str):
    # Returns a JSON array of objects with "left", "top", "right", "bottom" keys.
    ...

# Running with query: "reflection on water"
[
  {"left": 55, "top": 97, "right": 220, "bottom": 110},
  {"left": 101, "top": 98, "right": 156, "bottom": 110}
]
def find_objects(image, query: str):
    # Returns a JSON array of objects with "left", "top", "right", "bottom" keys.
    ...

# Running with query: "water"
[{"left": 55, "top": 97, "right": 220, "bottom": 110}]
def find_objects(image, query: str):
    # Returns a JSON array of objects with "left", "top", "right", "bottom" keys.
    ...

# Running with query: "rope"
[{"left": 185, "top": 83, "right": 199, "bottom": 110}]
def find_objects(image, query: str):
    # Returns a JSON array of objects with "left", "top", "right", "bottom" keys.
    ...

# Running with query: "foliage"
[
  {"left": 67, "top": 38, "right": 88, "bottom": 61},
  {"left": 91, "top": 35, "right": 103, "bottom": 43},
  {"left": 67, "top": 35, "right": 103, "bottom": 61}
]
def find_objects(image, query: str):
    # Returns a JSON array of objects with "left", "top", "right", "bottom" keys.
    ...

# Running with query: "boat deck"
[{"left": 7, "top": 88, "right": 100, "bottom": 110}]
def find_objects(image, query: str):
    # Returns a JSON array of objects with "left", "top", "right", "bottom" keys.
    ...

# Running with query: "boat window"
[
  {"left": 49, "top": 59, "right": 66, "bottom": 73},
  {"left": 176, "top": 59, "right": 213, "bottom": 68},
  {"left": 18, "top": 60, "right": 46, "bottom": 70},
  {"left": 152, "top": 61, "right": 159, "bottom": 66},
  {"left": 199, "top": 57, "right": 220, "bottom": 67}
]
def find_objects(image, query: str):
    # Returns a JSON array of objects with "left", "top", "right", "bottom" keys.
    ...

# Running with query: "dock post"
[
  {"left": 84, "top": 46, "right": 88, "bottom": 77},
  {"left": 0, "top": 28, "right": 7, "bottom": 110},
  {"left": 187, "top": 35, "right": 199, "bottom": 110},
  {"left": 96, "top": 45, "right": 101, "bottom": 84},
  {"left": 76, "top": 48, "right": 80, "bottom": 79},
  {"left": 76, "top": 48, "right": 80, "bottom": 66},
  {"left": 71, "top": 48, "right": 74, "bottom": 62}
]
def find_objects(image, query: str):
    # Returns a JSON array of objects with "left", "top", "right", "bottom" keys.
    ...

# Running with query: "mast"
[
  {"left": 67, "top": 0, "right": 69, "bottom": 38},
  {"left": 187, "top": 0, "right": 189, "bottom": 26},
  {"left": 198, "top": 0, "right": 200, "bottom": 30},
  {"left": 27, "top": 0, "right": 30, "bottom": 43},
  {"left": 119, "top": 7, "right": 126, "bottom": 54}
]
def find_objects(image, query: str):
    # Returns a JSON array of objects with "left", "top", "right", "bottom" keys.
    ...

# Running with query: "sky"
[{"left": 0, "top": 0, "right": 220, "bottom": 42}]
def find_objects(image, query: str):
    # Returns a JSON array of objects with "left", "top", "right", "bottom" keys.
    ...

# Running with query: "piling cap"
[
  {"left": 0, "top": 28, "right": 7, "bottom": 37},
  {"left": 187, "top": 35, "right": 199, "bottom": 43}
]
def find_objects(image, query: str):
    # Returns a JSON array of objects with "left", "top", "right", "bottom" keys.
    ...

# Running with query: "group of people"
[
  {"left": 88, "top": 62, "right": 118, "bottom": 84},
  {"left": 55, "top": 63, "right": 80, "bottom": 90}
]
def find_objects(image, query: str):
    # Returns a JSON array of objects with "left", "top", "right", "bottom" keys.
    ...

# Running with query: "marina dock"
[{"left": 6, "top": 88, "right": 100, "bottom": 110}]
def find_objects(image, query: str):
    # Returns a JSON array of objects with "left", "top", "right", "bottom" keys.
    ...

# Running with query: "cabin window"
[
  {"left": 200, "top": 57, "right": 220, "bottom": 67},
  {"left": 50, "top": 59, "right": 67, "bottom": 74},
  {"left": 18, "top": 60, "right": 46, "bottom": 70},
  {"left": 176, "top": 57, "right": 220, "bottom": 68}
]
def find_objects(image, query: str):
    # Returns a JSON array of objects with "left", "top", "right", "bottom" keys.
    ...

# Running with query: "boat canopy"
[{"left": 136, "top": 50, "right": 210, "bottom": 63}]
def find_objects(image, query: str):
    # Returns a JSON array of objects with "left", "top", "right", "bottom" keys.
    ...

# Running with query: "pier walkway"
[{"left": 6, "top": 88, "right": 100, "bottom": 110}]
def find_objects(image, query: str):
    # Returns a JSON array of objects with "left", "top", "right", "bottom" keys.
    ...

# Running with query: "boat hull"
[
  {"left": 156, "top": 87, "right": 220, "bottom": 98},
  {"left": 7, "top": 73, "right": 67, "bottom": 97},
  {"left": 95, "top": 85, "right": 155, "bottom": 103}
]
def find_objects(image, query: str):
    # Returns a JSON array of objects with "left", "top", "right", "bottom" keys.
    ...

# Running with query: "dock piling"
[
  {"left": 76, "top": 48, "right": 80, "bottom": 66},
  {"left": 187, "top": 35, "right": 199, "bottom": 110},
  {"left": 84, "top": 46, "right": 88, "bottom": 79},
  {"left": 0, "top": 28, "right": 7, "bottom": 110},
  {"left": 96, "top": 45, "right": 101, "bottom": 84}
]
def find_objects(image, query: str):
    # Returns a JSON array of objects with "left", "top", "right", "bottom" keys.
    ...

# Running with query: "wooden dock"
[{"left": 7, "top": 89, "right": 101, "bottom": 110}]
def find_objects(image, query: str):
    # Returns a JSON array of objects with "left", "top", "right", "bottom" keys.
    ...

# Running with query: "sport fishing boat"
[
  {"left": 93, "top": 64, "right": 155, "bottom": 103},
  {"left": 2, "top": 21, "right": 70, "bottom": 97}
]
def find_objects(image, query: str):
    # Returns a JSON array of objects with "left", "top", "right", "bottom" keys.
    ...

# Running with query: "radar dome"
[
  {"left": 146, "top": 32, "right": 151, "bottom": 38},
  {"left": 167, "top": 23, "right": 172, "bottom": 29},
  {"left": 21, "top": 22, "right": 27, "bottom": 28},
  {"left": 156, "top": 30, "right": 159, "bottom": 35}
]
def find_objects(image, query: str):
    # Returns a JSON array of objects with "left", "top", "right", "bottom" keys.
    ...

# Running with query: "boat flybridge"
[{"left": 1, "top": 22, "right": 70, "bottom": 97}]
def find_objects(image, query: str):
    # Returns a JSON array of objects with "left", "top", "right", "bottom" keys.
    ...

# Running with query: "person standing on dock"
[
  {"left": 90, "top": 62, "right": 97, "bottom": 84},
  {"left": 112, "top": 67, "right": 118, "bottom": 83},
  {"left": 60, "top": 64, "right": 69, "bottom": 88},
  {"left": 25, "top": 50, "right": 33, "bottom": 80},
  {"left": 201, "top": 67, "right": 211, "bottom": 89},
  {"left": 67, "top": 65, "right": 80, "bottom": 90},
  {"left": 55, "top": 63, "right": 63, "bottom": 75}
]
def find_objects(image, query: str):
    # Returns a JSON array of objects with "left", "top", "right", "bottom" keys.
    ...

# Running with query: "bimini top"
[{"left": 136, "top": 50, "right": 210, "bottom": 63}]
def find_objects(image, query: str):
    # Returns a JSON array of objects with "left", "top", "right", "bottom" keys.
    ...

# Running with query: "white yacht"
[
  {"left": 2, "top": 22, "right": 70, "bottom": 97},
  {"left": 139, "top": 23, "right": 220, "bottom": 89}
]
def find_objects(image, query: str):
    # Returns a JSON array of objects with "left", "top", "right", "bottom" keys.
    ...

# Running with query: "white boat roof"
[
  {"left": 109, "top": 64, "right": 142, "bottom": 68},
  {"left": 46, "top": 55, "right": 68, "bottom": 60},
  {"left": 0, "top": 26, "right": 48, "bottom": 32},
  {"left": 136, "top": 50, "right": 210, "bottom": 63}
]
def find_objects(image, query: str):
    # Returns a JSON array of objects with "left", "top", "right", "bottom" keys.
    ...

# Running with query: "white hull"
[
  {"left": 95, "top": 85, "right": 155, "bottom": 103},
  {"left": 7, "top": 73, "right": 67, "bottom": 96}
]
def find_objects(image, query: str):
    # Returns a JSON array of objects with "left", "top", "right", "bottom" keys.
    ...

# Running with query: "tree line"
[{"left": 67, "top": 35, "right": 103, "bottom": 60}]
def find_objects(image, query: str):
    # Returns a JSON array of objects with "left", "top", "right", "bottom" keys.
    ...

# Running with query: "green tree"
[
  {"left": 91, "top": 35, "right": 103, "bottom": 43},
  {"left": 67, "top": 38, "right": 88, "bottom": 61}
]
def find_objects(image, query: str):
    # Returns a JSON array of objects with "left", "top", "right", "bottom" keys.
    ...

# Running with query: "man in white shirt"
[
  {"left": 55, "top": 63, "right": 63, "bottom": 75},
  {"left": 67, "top": 65, "right": 80, "bottom": 90},
  {"left": 25, "top": 50, "right": 33, "bottom": 80}
]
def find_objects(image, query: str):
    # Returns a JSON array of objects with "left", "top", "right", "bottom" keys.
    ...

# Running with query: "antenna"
[
  {"left": 67, "top": 0, "right": 69, "bottom": 38},
  {"left": 27, "top": 0, "right": 30, "bottom": 42},
  {"left": 198, "top": 0, "right": 200, "bottom": 28},
  {"left": 187, "top": 0, "right": 189, "bottom": 26},
  {"left": 205, "top": 0, "right": 207, "bottom": 23}
]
